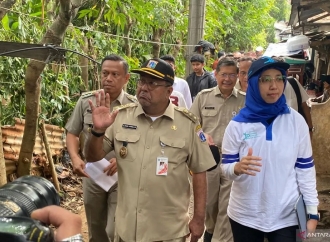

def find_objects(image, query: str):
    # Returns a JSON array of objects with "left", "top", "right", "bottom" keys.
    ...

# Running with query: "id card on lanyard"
[{"left": 156, "top": 141, "right": 168, "bottom": 176}]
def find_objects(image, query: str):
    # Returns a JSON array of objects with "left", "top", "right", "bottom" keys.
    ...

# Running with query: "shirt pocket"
[
  {"left": 115, "top": 132, "right": 140, "bottom": 162},
  {"left": 83, "top": 113, "right": 93, "bottom": 130},
  {"left": 159, "top": 136, "right": 186, "bottom": 165},
  {"left": 201, "top": 109, "right": 218, "bottom": 128}
]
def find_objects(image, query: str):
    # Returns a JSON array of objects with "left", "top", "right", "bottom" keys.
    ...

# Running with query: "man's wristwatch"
[
  {"left": 309, "top": 127, "right": 315, "bottom": 132},
  {"left": 307, "top": 213, "right": 320, "bottom": 221},
  {"left": 90, "top": 129, "right": 105, "bottom": 137}
]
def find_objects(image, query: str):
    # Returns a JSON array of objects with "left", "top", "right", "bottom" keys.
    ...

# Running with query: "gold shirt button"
[
  {"left": 150, "top": 126, "right": 153, "bottom": 129},
  {"left": 146, "top": 146, "right": 150, "bottom": 149}
]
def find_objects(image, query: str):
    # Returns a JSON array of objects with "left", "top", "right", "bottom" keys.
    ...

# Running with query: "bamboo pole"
[
  {"left": 40, "top": 121, "right": 60, "bottom": 191},
  {"left": 0, "top": 125, "right": 7, "bottom": 186}
]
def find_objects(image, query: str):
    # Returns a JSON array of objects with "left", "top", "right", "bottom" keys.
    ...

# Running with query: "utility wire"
[{"left": 0, "top": 6, "right": 195, "bottom": 47}]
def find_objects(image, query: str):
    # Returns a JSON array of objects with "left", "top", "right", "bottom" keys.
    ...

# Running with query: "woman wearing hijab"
[{"left": 221, "top": 57, "right": 319, "bottom": 242}]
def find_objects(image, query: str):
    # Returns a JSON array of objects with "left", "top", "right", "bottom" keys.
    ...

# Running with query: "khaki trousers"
[
  {"left": 83, "top": 177, "right": 117, "bottom": 242},
  {"left": 205, "top": 165, "right": 233, "bottom": 242},
  {"left": 115, "top": 236, "right": 186, "bottom": 242}
]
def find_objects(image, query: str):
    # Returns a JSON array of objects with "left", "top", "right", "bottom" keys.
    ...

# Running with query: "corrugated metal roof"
[
  {"left": 1, "top": 118, "right": 66, "bottom": 177},
  {"left": 300, "top": 9, "right": 325, "bottom": 22},
  {"left": 289, "top": 0, "right": 330, "bottom": 44}
]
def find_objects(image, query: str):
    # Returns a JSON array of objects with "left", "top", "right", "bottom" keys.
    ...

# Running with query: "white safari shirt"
[
  {"left": 173, "top": 77, "right": 192, "bottom": 108},
  {"left": 170, "top": 90, "right": 188, "bottom": 108},
  {"left": 221, "top": 108, "right": 318, "bottom": 232}
]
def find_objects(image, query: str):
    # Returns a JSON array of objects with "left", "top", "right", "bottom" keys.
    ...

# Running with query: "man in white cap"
[{"left": 255, "top": 46, "right": 264, "bottom": 58}]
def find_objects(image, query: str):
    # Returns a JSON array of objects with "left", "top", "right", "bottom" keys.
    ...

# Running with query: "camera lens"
[{"left": 0, "top": 175, "right": 60, "bottom": 217}]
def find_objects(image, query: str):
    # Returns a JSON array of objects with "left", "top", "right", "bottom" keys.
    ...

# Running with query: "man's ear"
[
  {"left": 124, "top": 73, "right": 130, "bottom": 84},
  {"left": 167, "top": 86, "right": 173, "bottom": 97}
]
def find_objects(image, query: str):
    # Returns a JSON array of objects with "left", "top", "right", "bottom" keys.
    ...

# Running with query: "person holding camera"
[{"left": 31, "top": 206, "right": 82, "bottom": 241}]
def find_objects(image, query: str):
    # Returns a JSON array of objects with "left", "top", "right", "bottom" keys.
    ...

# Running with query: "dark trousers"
[{"left": 229, "top": 218, "right": 300, "bottom": 242}]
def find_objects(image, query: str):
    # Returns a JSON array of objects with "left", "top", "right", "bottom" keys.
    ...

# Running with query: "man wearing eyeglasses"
[
  {"left": 84, "top": 58, "right": 216, "bottom": 242},
  {"left": 190, "top": 57, "right": 245, "bottom": 242},
  {"left": 235, "top": 57, "right": 254, "bottom": 94}
]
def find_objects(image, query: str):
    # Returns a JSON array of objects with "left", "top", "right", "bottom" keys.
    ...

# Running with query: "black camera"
[{"left": 0, "top": 175, "right": 60, "bottom": 242}]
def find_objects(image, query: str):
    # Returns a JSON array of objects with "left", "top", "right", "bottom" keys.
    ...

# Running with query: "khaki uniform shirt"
[
  {"left": 190, "top": 87, "right": 245, "bottom": 147},
  {"left": 284, "top": 81, "right": 309, "bottom": 111},
  {"left": 65, "top": 89, "right": 137, "bottom": 158},
  {"left": 103, "top": 102, "right": 215, "bottom": 242}
]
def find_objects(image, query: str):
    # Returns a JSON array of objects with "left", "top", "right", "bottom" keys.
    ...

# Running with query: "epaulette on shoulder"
[
  {"left": 81, "top": 89, "right": 100, "bottom": 99},
  {"left": 126, "top": 94, "right": 138, "bottom": 103},
  {"left": 174, "top": 106, "right": 197, "bottom": 123},
  {"left": 199, "top": 88, "right": 214, "bottom": 94},
  {"left": 113, "top": 103, "right": 138, "bottom": 111}
]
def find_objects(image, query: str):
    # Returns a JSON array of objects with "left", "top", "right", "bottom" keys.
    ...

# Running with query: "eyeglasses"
[
  {"left": 218, "top": 73, "right": 237, "bottom": 79},
  {"left": 259, "top": 75, "right": 286, "bottom": 84},
  {"left": 239, "top": 71, "right": 247, "bottom": 77},
  {"left": 137, "top": 79, "right": 170, "bottom": 90}
]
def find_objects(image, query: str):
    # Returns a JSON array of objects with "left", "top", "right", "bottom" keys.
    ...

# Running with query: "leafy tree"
[
  {"left": 271, "top": 0, "right": 291, "bottom": 22},
  {"left": 0, "top": 0, "right": 291, "bottom": 177}
]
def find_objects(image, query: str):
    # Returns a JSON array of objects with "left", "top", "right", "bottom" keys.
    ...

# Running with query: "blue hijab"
[{"left": 233, "top": 67, "right": 290, "bottom": 140}]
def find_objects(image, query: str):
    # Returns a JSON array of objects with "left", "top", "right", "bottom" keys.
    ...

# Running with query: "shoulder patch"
[
  {"left": 174, "top": 106, "right": 197, "bottom": 123},
  {"left": 81, "top": 89, "right": 101, "bottom": 99},
  {"left": 126, "top": 94, "right": 138, "bottom": 103},
  {"left": 113, "top": 103, "right": 138, "bottom": 111}
]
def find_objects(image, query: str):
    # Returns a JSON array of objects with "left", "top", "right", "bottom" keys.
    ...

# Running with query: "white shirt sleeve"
[
  {"left": 174, "top": 77, "right": 192, "bottom": 109},
  {"left": 294, "top": 114, "right": 319, "bottom": 213},
  {"left": 170, "top": 91, "right": 188, "bottom": 108},
  {"left": 221, "top": 121, "right": 242, "bottom": 180},
  {"left": 297, "top": 81, "right": 309, "bottom": 103}
]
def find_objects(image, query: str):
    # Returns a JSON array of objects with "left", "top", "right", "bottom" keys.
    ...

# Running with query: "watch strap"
[
  {"left": 307, "top": 213, "right": 319, "bottom": 221},
  {"left": 90, "top": 129, "right": 105, "bottom": 137}
]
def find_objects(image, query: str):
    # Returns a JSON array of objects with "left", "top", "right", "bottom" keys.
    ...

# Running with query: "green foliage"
[
  {"left": 205, "top": 0, "right": 279, "bottom": 52},
  {"left": 0, "top": 0, "right": 290, "bottom": 127},
  {"left": 271, "top": 0, "right": 291, "bottom": 22}
]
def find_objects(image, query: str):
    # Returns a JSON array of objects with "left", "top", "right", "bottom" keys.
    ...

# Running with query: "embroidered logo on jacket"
[{"left": 243, "top": 131, "right": 258, "bottom": 140}]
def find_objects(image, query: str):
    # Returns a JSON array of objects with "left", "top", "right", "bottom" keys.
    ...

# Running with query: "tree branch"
[
  {"left": 0, "top": 0, "right": 16, "bottom": 21},
  {"left": 17, "top": 0, "right": 83, "bottom": 177}
]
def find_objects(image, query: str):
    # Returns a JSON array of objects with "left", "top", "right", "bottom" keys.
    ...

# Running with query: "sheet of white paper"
[{"left": 84, "top": 158, "right": 118, "bottom": 192}]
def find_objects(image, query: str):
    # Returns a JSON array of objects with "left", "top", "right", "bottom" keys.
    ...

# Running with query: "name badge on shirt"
[
  {"left": 205, "top": 107, "right": 215, "bottom": 110},
  {"left": 156, "top": 157, "right": 168, "bottom": 176},
  {"left": 122, "top": 124, "right": 137, "bottom": 129}
]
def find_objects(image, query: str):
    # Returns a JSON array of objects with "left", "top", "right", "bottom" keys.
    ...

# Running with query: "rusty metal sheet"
[{"left": 1, "top": 118, "right": 66, "bottom": 176}]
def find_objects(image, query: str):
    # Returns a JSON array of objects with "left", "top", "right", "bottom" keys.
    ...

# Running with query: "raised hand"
[
  {"left": 234, "top": 148, "right": 262, "bottom": 176},
  {"left": 88, "top": 90, "right": 118, "bottom": 132}
]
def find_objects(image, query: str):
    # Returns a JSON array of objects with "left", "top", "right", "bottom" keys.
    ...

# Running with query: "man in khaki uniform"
[
  {"left": 84, "top": 58, "right": 216, "bottom": 242},
  {"left": 235, "top": 57, "right": 254, "bottom": 94},
  {"left": 190, "top": 57, "right": 245, "bottom": 242},
  {"left": 65, "top": 54, "right": 137, "bottom": 242}
]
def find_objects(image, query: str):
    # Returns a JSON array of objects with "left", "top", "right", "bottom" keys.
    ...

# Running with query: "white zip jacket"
[{"left": 221, "top": 108, "right": 318, "bottom": 232}]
